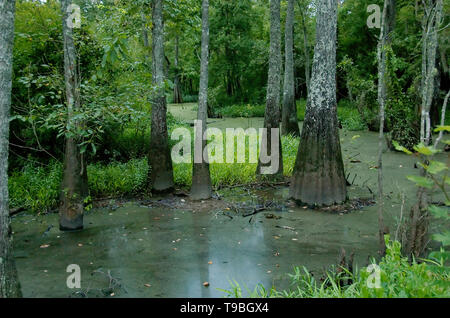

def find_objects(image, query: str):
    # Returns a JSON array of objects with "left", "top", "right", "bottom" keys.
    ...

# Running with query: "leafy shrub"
[
  {"left": 182, "top": 94, "right": 198, "bottom": 103},
  {"left": 216, "top": 104, "right": 266, "bottom": 118},
  {"left": 338, "top": 100, "right": 367, "bottom": 131},
  {"left": 88, "top": 159, "right": 149, "bottom": 198},
  {"left": 9, "top": 162, "right": 62, "bottom": 213}
]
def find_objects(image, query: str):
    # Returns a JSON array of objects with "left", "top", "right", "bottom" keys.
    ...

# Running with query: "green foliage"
[
  {"left": 394, "top": 137, "right": 450, "bottom": 253},
  {"left": 9, "top": 162, "right": 62, "bottom": 214},
  {"left": 9, "top": 135, "right": 300, "bottom": 214},
  {"left": 223, "top": 238, "right": 450, "bottom": 298},
  {"left": 88, "top": 159, "right": 149, "bottom": 198},
  {"left": 216, "top": 104, "right": 266, "bottom": 118}
]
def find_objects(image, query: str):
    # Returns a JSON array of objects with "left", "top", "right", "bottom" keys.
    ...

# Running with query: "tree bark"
[
  {"left": 434, "top": 90, "right": 450, "bottom": 148},
  {"left": 148, "top": 0, "right": 174, "bottom": 193},
  {"left": 406, "top": 0, "right": 443, "bottom": 259},
  {"left": 282, "top": 0, "right": 300, "bottom": 137},
  {"left": 191, "top": 0, "right": 212, "bottom": 201},
  {"left": 289, "top": 0, "right": 347, "bottom": 206},
  {"left": 59, "top": 0, "right": 89, "bottom": 232},
  {"left": 420, "top": 0, "right": 443, "bottom": 146},
  {"left": 376, "top": 0, "right": 396, "bottom": 256},
  {"left": 0, "top": 0, "right": 22, "bottom": 298},
  {"left": 297, "top": 0, "right": 310, "bottom": 96},
  {"left": 173, "top": 35, "right": 184, "bottom": 104},
  {"left": 256, "top": 0, "right": 283, "bottom": 178}
]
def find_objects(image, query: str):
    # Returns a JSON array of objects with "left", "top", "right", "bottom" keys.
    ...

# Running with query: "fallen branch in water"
[{"left": 9, "top": 207, "right": 25, "bottom": 216}]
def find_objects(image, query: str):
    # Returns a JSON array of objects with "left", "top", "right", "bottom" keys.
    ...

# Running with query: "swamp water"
[{"left": 11, "top": 104, "right": 447, "bottom": 297}]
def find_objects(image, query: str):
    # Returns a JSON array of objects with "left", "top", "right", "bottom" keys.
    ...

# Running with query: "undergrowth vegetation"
[
  {"left": 9, "top": 135, "right": 299, "bottom": 214},
  {"left": 222, "top": 238, "right": 450, "bottom": 298},
  {"left": 215, "top": 99, "right": 367, "bottom": 131}
]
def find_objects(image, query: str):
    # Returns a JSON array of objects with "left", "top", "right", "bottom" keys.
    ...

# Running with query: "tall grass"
[{"left": 9, "top": 135, "right": 300, "bottom": 214}]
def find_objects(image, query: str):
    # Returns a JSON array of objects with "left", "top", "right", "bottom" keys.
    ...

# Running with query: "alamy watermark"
[
  {"left": 66, "top": 264, "right": 81, "bottom": 289},
  {"left": 366, "top": 264, "right": 381, "bottom": 289},
  {"left": 367, "top": 4, "right": 381, "bottom": 29}
]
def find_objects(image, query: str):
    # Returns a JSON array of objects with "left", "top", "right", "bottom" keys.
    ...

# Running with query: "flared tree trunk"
[
  {"left": 0, "top": 0, "right": 21, "bottom": 298},
  {"left": 256, "top": 0, "right": 283, "bottom": 178},
  {"left": 282, "top": 0, "right": 300, "bottom": 137},
  {"left": 289, "top": 0, "right": 346, "bottom": 206},
  {"left": 59, "top": 0, "right": 89, "bottom": 232},
  {"left": 377, "top": 0, "right": 396, "bottom": 256},
  {"left": 191, "top": 0, "right": 212, "bottom": 200},
  {"left": 148, "top": 0, "right": 174, "bottom": 193},
  {"left": 173, "top": 35, "right": 183, "bottom": 104}
]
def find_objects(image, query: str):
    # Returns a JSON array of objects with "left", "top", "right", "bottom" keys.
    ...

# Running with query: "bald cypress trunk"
[
  {"left": 257, "top": 0, "right": 283, "bottom": 178},
  {"left": 59, "top": 0, "right": 89, "bottom": 231},
  {"left": 191, "top": 0, "right": 212, "bottom": 200},
  {"left": 148, "top": 0, "right": 174, "bottom": 193},
  {"left": 289, "top": 0, "right": 346, "bottom": 206},
  {"left": 0, "top": 0, "right": 21, "bottom": 297},
  {"left": 282, "top": 0, "right": 300, "bottom": 137}
]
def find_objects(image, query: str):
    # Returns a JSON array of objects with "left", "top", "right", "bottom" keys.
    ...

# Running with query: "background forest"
[{"left": 9, "top": 0, "right": 449, "bottom": 214}]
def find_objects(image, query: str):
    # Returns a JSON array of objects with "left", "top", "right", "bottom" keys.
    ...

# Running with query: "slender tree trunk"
[
  {"left": 59, "top": 0, "right": 89, "bottom": 232},
  {"left": 297, "top": 0, "right": 310, "bottom": 96},
  {"left": 173, "top": 35, "right": 184, "bottom": 104},
  {"left": 406, "top": 0, "right": 443, "bottom": 259},
  {"left": 376, "top": 0, "right": 396, "bottom": 256},
  {"left": 148, "top": 0, "right": 174, "bottom": 193},
  {"left": 420, "top": 0, "right": 442, "bottom": 146},
  {"left": 191, "top": 0, "right": 212, "bottom": 200},
  {"left": 434, "top": 90, "right": 450, "bottom": 148},
  {"left": 256, "top": 0, "right": 283, "bottom": 178},
  {"left": 282, "top": 0, "right": 300, "bottom": 137},
  {"left": 0, "top": 0, "right": 21, "bottom": 298},
  {"left": 289, "top": 0, "right": 347, "bottom": 206}
]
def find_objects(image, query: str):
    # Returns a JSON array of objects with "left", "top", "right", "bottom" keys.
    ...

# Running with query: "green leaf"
[
  {"left": 392, "top": 140, "right": 412, "bottom": 155},
  {"left": 406, "top": 175, "right": 434, "bottom": 189},
  {"left": 434, "top": 126, "right": 450, "bottom": 133},
  {"left": 425, "top": 161, "right": 448, "bottom": 175},
  {"left": 413, "top": 143, "right": 437, "bottom": 156},
  {"left": 429, "top": 205, "right": 449, "bottom": 219},
  {"left": 432, "top": 232, "right": 450, "bottom": 246}
]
